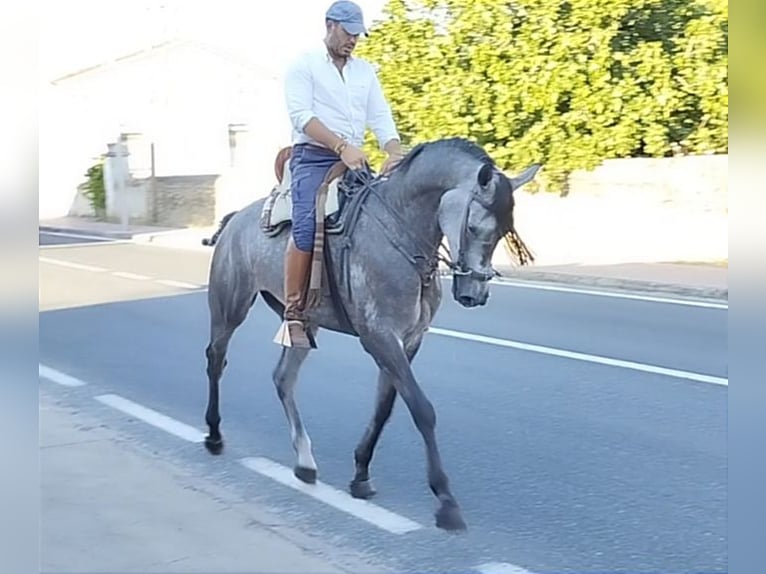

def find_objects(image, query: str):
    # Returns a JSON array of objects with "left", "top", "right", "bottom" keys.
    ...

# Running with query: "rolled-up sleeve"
[
  {"left": 284, "top": 56, "right": 315, "bottom": 133},
  {"left": 366, "top": 70, "right": 399, "bottom": 149}
]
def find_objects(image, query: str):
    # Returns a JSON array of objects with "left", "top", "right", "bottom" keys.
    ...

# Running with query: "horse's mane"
[{"left": 391, "top": 137, "right": 494, "bottom": 175}]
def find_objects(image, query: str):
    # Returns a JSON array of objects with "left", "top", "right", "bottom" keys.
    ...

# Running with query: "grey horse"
[{"left": 202, "top": 136, "right": 540, "bottom": 531}]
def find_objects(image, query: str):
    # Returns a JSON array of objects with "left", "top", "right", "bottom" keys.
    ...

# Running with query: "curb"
[
  {"left": 438, "top": 267, "right": 727, "bottom": 301},
  {"left": 492, "top": 269, "right": 727, "bottom": 301},
  {"left": 39, "top": 224, "right": 136, "bottom": 240}
]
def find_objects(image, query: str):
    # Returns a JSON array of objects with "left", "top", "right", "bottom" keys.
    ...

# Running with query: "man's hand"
[
  {"left": 339, "top": 143, "right": 368, "bottom": 170},
  {"left": 380, "top": 151, "right": 404, "bottom": 175}
]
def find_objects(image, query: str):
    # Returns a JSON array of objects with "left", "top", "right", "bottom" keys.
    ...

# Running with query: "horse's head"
[{"left": 438, "top": 161, "right": 540, "bottom": 307}]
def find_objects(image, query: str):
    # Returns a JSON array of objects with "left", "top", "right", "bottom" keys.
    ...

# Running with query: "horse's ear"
[
  {"left": 510, "top": 163, "right": 542, "bottom": 189},
  {"left": 477, "top": 163, "right": 493, "bottom": 188}
]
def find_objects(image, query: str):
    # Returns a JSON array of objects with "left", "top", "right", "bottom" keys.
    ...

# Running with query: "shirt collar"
[{"left": 322, "top": 41, "right": 354, "bottom": 63}]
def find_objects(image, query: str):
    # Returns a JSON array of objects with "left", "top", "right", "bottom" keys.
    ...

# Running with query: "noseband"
[{"left": 443, "top": 185, "right": 500, "bottom": 282}]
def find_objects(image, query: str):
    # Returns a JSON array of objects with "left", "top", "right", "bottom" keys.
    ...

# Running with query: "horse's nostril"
[{"left": 458, "top": 295, "right": 477, "bottom": 307}]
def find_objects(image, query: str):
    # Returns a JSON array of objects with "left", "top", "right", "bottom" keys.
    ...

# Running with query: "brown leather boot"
[{"left": 273, "top": 237, "right": 316, "bottom": 348}]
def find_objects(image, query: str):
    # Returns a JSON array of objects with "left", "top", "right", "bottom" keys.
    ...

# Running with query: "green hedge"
[{"left": 357, "top": 0, "right": 728, "bottom": 193}]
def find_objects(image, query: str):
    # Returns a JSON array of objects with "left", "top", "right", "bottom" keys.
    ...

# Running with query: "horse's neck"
[{"left": 377, "top": 177, "right": 446, "bottom": 255}]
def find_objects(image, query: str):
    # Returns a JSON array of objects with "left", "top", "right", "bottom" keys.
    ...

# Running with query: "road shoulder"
[{"left": 40, "top": 389, "right": 389, "bottom": 574}]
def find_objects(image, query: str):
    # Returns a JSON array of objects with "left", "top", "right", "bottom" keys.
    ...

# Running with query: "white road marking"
[
  {"left": 428, "top": 327, "right": 728, "bottom": 386},
  {"left": 43, "top": 362, "right": 420, "bottom": 535},
  {"left": 40, "top": 255, "right": 203, "bottom": 290},
  {"left": 111, "top": 271, "right": 150, "bottom": 281},
  {"left": 442, "top": 276, "right": 728, "bottom": 309},
  {"left": 476, "top": 561, "right": 536, "bottom": 574},
  {"left": 39, "top": 364, "right": 87, "bottom": 387},
  {"left": 39, "top": 256, "right": 106, "bottom": 273},
  {"left": 155, "top": 279, "right": 202, "bottom": 289},
  {"left": 240, "top": 456, "right": 424, "bottom": 535},
  {"left": 94, "top": 394, "right": 206, "bottom": 443}
]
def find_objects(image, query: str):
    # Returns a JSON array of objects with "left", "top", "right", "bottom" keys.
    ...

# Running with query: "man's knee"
[
  {"left": 292, "top": 226, "right": 314, "bottom": 252},
  {"left": 291, "top": 200, "right": 315, "bottom": 251}
]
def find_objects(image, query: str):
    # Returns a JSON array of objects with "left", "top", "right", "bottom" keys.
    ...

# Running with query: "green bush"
[
  {"left": 357, "top": 0, "right": 728, "bottom": 193},
  {"left": 82, "top": 157, "right": 106, "bottom": 216}
]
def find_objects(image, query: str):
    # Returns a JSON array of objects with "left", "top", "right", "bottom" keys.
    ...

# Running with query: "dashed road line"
[
  {"left": 94, "top": 393, "right": 206, "bottom": 443},
  {"left": 476, "top": 561, "right": 536, "bottom": 574},
  {"left": 39, "top": 364, "right": 87, "bottom": 387},
  {"left": 111, "top": 271, "right": 151, "bottom": 281},
  {"left": 240, "top": 456, "right": 424, "bottom": 535},
  {"left": 155, "top": 279, "right": 202, "bottom": 290},
  {"left": 39, "top": 255, "right": 202, "bottom": 290},
  {"left": 39, "top": 256, "right": 106, "bottom": 273},
  {"left": 40, "top": 363, "right": 425, "bottom": 536},
  {"left": 428, "top": 327, "right": 728, "bottom": 386}
]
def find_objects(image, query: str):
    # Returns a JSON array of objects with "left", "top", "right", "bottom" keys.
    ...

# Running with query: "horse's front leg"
[
  {"left": 349, "top": 337, "right": 422, "bottom": 500},
  {"left": 359, "top": 331, "right": 465, "bottom": 531}
]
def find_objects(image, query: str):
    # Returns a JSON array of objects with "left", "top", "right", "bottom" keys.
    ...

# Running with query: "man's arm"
[
  {"left": 303, "top": 119, "right": 346, "bottom": 153},
  {"left": 383, "top": 138, "right": 404, "bottom": 157},
  {"left": 366, "top": 71, "right": 401, "bottom": 153},
  {"left": 366, "top": 70, "right": 404, "bottom": 173},
  {"left": 284, "top": 57, "right": 345, "bottom": 153}
]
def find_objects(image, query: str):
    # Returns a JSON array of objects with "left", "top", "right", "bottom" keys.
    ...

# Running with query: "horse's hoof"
[
  {"left": 204, "top": 435, "right": 224, "bottom": 455},
  {"left": 349, "top": 479, "right": 377, "bottom": 499},
  {"left": 435, "top": 502, "right": 467, "bottom": 532},
  {"left": 294, "top": 465, "right": 317, "bottom": 484}
]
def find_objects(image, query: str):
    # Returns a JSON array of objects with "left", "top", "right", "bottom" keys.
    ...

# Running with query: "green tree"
[{"left": 357, "top": 0, "right": 728, "bottom": 193}]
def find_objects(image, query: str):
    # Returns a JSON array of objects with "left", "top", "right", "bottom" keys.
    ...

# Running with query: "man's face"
[{"left": 327, "top": 21, "right": 359, "bottom": 57}]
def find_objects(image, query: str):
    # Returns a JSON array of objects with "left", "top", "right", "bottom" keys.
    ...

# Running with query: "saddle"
[{"left": 260, "top": 146, "right": 359, "bottom": 236}]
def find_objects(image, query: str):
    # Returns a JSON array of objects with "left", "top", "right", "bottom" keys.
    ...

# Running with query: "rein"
[{"left": 348, "top": 169, "right": 499, "bottom": 284}]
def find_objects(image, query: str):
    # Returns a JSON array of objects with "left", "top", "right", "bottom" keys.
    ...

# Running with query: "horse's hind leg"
[
  {"left": 349, "top": 338, "right": 422, "bottom": 500},
  {"left": 204, "top": 290, "right": 253, "bottom": 455},
  {"left": 349, "top": 372, "right": 395, "bottom": 499},
  {"left": 272, "top": 333, "right": 318, "bottom": 483}
]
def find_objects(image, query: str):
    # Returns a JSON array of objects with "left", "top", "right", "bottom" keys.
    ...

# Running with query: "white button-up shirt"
[{"left": 284, "top": 45, "right": 399, "bottom": 150}]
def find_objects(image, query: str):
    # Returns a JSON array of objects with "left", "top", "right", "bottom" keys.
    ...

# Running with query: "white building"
[{"left": 39, "top": 38, "right": 293, "bottom": 222}]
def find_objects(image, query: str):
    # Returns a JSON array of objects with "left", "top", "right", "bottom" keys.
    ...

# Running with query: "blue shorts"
[{"left": 289, "top": 143, "right": 340, "bottom": 252}]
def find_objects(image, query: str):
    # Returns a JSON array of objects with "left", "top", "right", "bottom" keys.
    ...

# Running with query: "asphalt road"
[{"left": 39, "top": 232, "right": 728, "bottom": 574}]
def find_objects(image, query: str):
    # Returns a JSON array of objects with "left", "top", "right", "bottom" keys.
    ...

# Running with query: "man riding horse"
[{"left": 279, "top": 0, "right": 405, "bottom": 348}]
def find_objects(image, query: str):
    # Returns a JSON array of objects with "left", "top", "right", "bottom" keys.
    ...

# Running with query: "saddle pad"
[{"left": 262, "top": 165, "right": 341, "bottom": 228}]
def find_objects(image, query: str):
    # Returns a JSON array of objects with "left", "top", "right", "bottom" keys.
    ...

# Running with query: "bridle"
[
  {"left": 444, "top": 182, "right": 501, "bottom": 282},
  {"left": 346, "top": 167, "right": 503, "bottom": 286}
]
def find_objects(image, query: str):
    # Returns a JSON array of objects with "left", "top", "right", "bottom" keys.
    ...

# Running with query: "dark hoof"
[
  {"left": 435, "top": 502, "right": 467, "bottom": 532},
  {"left": 293, "top": 465, "right": 317, "bottom": 484},
  {"left": 349, "top": 479, "right": 377, "bottom": 499},
  {"left": 204, "top": 435, "right": 224, "bottom": 455}
]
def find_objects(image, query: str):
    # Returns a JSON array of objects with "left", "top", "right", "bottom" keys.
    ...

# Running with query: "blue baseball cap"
[{"left": 325, "top": 0, "right": 368, "bottom": 36}]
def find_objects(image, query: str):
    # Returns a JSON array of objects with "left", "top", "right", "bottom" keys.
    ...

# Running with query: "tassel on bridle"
[{"left": 503, "top": 228, "right": 534, "bottom": 267}]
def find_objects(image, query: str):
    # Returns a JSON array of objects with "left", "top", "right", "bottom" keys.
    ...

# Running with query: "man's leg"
[{"left": 276, "top": 146, "right": 335, "bottom": 348}]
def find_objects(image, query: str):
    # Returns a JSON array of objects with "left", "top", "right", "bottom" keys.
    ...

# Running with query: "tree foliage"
[{"left": 357, "top": 0, "right": 728, "bottom": 193}]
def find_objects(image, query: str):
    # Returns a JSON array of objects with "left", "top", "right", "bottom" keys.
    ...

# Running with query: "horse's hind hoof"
[
  {"left": 293, "top": 465, "right": 317, "bottom": 484},
  {"left": 349, "top": 479, "right": 377, "bottom": 499},
  {"left": 204, "top": 435, "right": 224, "bottom": 455},
  {"left": 435, "top": 502, "right": 467, "bottom": 532}
]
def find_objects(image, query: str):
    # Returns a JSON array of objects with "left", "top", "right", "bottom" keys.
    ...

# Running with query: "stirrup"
[{"left": 273, "top": 319, "right": 317, "bottom": 349}]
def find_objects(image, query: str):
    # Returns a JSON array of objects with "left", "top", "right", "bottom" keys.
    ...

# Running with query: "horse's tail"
[{"left": 201, "top": 211, "right": 238, "bottom": 247}]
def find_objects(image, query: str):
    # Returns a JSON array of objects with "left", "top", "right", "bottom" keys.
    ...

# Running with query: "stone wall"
[
  {"left": 148, "top": 175, "right": 219, "bottom": 228},
  {"left": 493, "top": 154, "right": 728, "bottom": 267}
]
